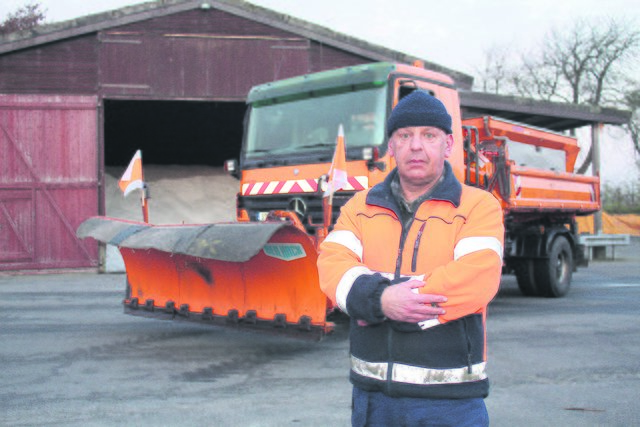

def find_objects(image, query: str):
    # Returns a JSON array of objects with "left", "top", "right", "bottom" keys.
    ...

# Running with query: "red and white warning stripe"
[{"left": 242, "top": 176, "right": 368, "bottom": 196}]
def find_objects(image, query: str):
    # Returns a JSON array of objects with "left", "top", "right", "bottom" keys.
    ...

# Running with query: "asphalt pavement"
[{"left": 1, "top": 237, "right": 639, "bottom": 426}]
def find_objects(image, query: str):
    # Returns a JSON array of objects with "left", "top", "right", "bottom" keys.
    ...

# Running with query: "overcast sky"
[{"left": 1, "top": 0, "right": 639, "bottom": 184}]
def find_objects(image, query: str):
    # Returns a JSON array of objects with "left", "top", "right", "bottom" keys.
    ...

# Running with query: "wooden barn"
[{"left": 0, "top": 0, "right": 628, "bottom": 272}]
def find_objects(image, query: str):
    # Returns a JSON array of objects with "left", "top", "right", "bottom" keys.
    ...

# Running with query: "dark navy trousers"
[{"left": 352, "top": 387, "right": 489, "bottom": 427}]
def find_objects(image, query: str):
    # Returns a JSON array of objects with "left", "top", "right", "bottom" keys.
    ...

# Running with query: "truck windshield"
[{"left": 245, "top": 87, "right": 387, "bottom": 158}]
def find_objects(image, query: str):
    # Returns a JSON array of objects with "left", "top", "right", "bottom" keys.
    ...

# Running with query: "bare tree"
[
  {"left": 479, "top": 18, "right": 640, "bottom": 173},
  {"left": 0, "top": 2, "right": 46, "bottom": 35},
  {"left": 512, "top": 52, "right": 563, "bottom": 101},
  {"left": 621, "top": 86, "right": 640, "bottom": 157},
  {"left": 475, "top": 44, "right": 512, "bottom": 94},
  {"left": 522, "top": 19, "right": 639, "bottom": 105},
  {"left": 567, "top": 20, "right": 640, "bottom": 172}
]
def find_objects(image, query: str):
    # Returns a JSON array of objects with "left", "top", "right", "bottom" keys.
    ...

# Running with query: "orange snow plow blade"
[{"left": 77, "top": 217, "right": 332, "bottom": 340}]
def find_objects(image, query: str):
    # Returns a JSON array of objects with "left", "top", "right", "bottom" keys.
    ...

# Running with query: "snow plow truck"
[{"left": 77, "top": 62, "right": 600, "bottom": 340}]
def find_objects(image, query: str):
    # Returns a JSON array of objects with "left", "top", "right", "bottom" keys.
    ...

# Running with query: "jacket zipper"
[
  {"left": 411, "top": 221, "right": 426, "bottom": 272},
  {"left": 388, "top": 214, "right": 412, "bottom": 394}
]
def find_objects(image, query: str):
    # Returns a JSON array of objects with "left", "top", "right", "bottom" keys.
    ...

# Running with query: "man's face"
[{"left": 388, "top": 126, "right": 453, "bottom": 191}]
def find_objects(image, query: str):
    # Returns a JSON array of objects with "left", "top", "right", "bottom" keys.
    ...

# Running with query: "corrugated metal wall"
[
  {"left": 99, "top": 32, "right": 310, "bottom": 99},
  {"left": 0, "top": 95, "right": 99, "bottom": 270},
  {"left": 95, "top": 9, "right": 365, "bottom": 100},
  {"left": 0, "top": 36, "right": 98, "bottom": 95},
  {"left": 308, "top": 41, "right": 368, "bottom": 73}
]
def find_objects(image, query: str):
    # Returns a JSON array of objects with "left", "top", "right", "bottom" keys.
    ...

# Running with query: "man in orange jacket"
[{"left": 317, "top": 90, "right": 504, "bottom": 426}]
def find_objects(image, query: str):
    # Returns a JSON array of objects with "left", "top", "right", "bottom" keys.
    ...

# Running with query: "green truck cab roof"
[{"left": 246, "top": 62, "right": 398, "bottom": 105}]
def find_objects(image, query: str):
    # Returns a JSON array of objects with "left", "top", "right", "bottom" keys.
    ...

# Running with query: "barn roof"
[{"left": 0, "top": 0, "right": 474, "bottom": 87}]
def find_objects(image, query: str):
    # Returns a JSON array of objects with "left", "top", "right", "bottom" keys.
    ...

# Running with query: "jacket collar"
[{"left": 366, "top": 161, "right": 462, "bottom": 211}]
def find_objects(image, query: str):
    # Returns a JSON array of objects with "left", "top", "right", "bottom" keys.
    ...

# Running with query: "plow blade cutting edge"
[{"left": 77, "top": 217, "right": 333, "bottom": 340}]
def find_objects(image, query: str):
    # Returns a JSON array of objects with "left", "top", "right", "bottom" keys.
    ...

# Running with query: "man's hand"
[{"left": 380, "top": 280, "right": 447, "bottom": 323}]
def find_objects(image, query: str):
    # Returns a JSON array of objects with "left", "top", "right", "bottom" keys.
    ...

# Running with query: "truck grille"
[{"left": 238, "top": 192, "right": 356, "bottom": 235}]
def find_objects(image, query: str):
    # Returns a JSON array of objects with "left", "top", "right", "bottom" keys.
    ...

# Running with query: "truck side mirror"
[
  {"left": 224, "top": 159, "right": 240, "bottom": 179},
  {"left": 362, "top": 147, "right": 386, "bottom": 172}
]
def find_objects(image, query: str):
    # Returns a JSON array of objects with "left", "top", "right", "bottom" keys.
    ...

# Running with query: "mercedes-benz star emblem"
[{"left": 287, "top": 197, "right": 307, "bottom": 219}]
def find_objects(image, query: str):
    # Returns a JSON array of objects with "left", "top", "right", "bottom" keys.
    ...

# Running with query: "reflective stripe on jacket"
[{"left": 317, "top": 162, "right": 504, "bottom": 399}]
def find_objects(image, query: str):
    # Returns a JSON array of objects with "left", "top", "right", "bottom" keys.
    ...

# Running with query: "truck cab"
[{"left": 228, "top": 63, "right": 468, "bottom": 232}]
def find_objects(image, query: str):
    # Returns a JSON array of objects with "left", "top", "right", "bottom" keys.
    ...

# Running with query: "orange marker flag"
[
  {"left": 119, "top": 150, "right": 145, "bottom": 197},
  {"left": 323, "top": 124, "right": 348, "bottom": 199}
]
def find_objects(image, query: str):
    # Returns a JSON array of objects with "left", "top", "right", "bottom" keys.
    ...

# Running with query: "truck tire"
[
  {"left": 535, "top": 235, "right": 573, "bottom": 297},
  {"left": 514, "top": 259, "right": 543, "bottom": 296}
]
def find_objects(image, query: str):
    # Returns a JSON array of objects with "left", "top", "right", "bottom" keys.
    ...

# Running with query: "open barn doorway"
[
  {"left": 102, "top": 99, "right": 245, "bottom": 226},
  {"left": 104, "top": 99, "right": 245, "bottom": 166}
]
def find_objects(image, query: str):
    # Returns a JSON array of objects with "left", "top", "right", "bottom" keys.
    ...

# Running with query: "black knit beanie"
[{"left": 387, "top": 90, "right": 452, "bottom": 137}]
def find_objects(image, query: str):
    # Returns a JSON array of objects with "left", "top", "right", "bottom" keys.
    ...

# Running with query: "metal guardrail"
[{"left": 578, "top": 233, "right": 631, "bottom": 260}]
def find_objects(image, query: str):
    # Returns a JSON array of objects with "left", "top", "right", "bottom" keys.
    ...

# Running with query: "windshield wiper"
[
  {"left": 247, "top": 148, "right": 290, "bottom": 156},
  {"left": 297, "top": 142, "right": 336, "bottom": 150}
]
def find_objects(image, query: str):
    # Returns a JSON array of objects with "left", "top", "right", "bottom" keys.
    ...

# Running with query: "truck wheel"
[
  {"left": 536, "top": 235, "right": 573, "bottom": 297},
  {"left": 514, "top": 259, "right": 543, "bottom": 296}
]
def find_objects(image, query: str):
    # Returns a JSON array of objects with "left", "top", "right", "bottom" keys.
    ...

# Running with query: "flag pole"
[
  {"left": 141, "top": 184, "right": 149, "bottom": 223},
  {"left": 139, "top": 151, "right": 149, "bottom": 223},
  {"left": 322, "top": 176, "right": 332, "bottom": 237},
  {"left": 320, "top": 124, "right": 347, "bottom": 239}
]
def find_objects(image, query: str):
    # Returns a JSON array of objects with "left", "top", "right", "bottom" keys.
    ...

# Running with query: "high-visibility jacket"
[{"left": 317, "top": 161, "right": 504, "bottom": 399}]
